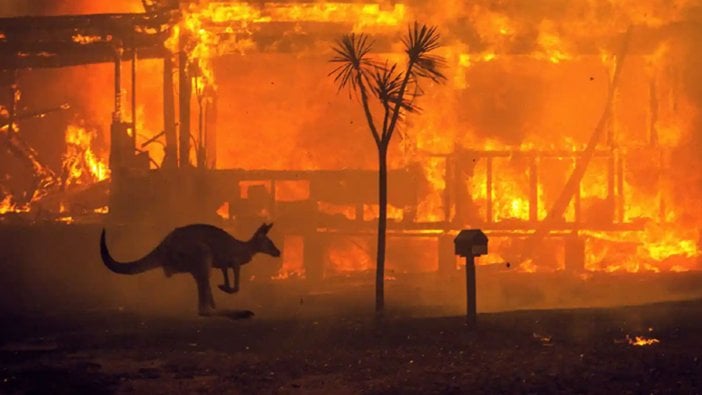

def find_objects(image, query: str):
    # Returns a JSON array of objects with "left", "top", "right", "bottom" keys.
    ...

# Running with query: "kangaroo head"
[{"left": 252, "top": 223, "right": 281, "bottom": 257}]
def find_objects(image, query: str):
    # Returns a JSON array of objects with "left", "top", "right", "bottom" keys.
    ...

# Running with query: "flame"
[
  {"left": 0, "top": 195, "right": 29, "bottom": 215},
  {"left": 318, "top": 202, "right": 356, "bottom": 221},
  {"left": 94, "top": 206, "right": 109, "bottom": 214},
  {"left": 62, "top": 124, "right": 110, "bottom": 187},
  {"left": 272, "top": 235, "right": 306, "bottom": 280},
  {"left": 216, "top": 201, "right": 229, "bottom": 220},
  {"left": 416, "top": 157, "right": 446, "bottom": 223},
  {"left": 5, "top": 1, "right": 700, "bottom": 278},
  {"left": 327, "top": 238, "right": 373, "bottom": 275},
  {"left": 534, "top": 21, "right": 573, "bottom": 64},
  {"left": 583, "top": 224, "right": 699, "bottom": 273},
  {"left": 363, "top": 204, "right": 403, "bottom": 222}
]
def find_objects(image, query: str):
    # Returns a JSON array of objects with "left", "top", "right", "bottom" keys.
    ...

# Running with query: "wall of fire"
[{"left": 0, "top": 0, "right": 700, "bottom": 278}]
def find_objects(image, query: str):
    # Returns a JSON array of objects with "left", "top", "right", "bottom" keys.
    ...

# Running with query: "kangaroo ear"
[{"left": 258, "top": 223, "right": 273, "bottom": 235}]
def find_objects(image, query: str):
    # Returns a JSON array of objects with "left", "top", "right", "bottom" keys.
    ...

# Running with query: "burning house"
[{"left": 0, "top": 0, "right": 700, "bottom": 290}]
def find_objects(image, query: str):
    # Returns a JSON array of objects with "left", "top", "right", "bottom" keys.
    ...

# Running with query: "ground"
[
  {"left": 0, "top": 225, "right": 700, "bottom": 393},
  {"left": 1, "top": 298, "right": 701, "bottom": 394}
]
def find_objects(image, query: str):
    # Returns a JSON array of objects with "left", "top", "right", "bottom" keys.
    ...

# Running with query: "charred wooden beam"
[
  {"left": 0, "top": 44, "right": 168, "bottom": 70},
  {"left": 0, "top": 12, "right": 174, "bottom": 70},
  {"left": 0, "top": 12, "right": 173, "bottom": 33},
  {"left": 486, "top": 157, "right": 493, "bottom": 223},
  {"left": 178, "top": 40, "right": 191, "bottom": 167},
  {"left": 205, "top": 92, "right": 218, "bottom": 169},
  {"left": 529, "top": 158, "right": 538, "bottom": 222}
]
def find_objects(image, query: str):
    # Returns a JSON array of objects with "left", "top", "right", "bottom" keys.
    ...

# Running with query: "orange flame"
[
  {"left": 62, "top": 124, "right": 110, "bottom": 187},
  {"left": 627, "top": 335, "right": 660, "bottom": 346}
]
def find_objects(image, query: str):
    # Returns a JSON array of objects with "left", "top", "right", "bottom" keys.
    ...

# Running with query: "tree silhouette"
[{"left": 329, "top": 23, "right": 445, "bottom": 313}]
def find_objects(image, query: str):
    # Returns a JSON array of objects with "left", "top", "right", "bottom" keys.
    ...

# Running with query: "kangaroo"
[{"left": 100, "top": 223, "right": 281, "bottom": 316}]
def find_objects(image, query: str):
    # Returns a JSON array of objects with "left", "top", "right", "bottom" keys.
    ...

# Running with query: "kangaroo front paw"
[{"left": 217, "top": 284, "right": 238, "bottom": 294}]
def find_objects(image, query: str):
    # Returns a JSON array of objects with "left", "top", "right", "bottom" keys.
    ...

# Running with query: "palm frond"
[
  {"left": 402, "top": 22, "right": 447, "bottom": 83},
  {"left": 328, "top": 33, "right": 377, "bottom": 93},
  {"left": 371, "top": 63, "right": 418, "bottom": 114}
]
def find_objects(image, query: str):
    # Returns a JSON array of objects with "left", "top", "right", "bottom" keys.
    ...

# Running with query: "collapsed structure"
[{"left": 0, "top": 0, "right": 700, "bottom": 281}]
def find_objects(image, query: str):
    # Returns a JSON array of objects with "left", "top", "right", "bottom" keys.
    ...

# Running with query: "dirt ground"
[
  {"left": 0, "top": 225, "right": 700, "bottom": 393},
  {"left": 1, "top": 298, "right": 701, "bottom": 394}
]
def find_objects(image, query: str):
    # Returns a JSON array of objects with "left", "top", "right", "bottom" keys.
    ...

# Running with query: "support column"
[
  {"left": 486, "top": 157, "right": 493, "bottom": 223},
  {"left": 178, "top": 38, "right": 191, "bottom": 168},
  {"left": 110, "top": 54, "right": 125, "bottom": 171},
  {"left": 7, "top": 78, "right": 17, "bottom": 135},
  {"left": 529, "top": 156, "right": 538, "bottom": 222},
  {"left": 565, "top": 236, "right": 585, "bottom": 272},
  {"left": 131, "top": 47, "right": 137, "bottom": 150},
  {"left": 206, "top": 92, "right": 218, "bottom": 169},
  {"left": 465, "top": 256, "right": 476, "bottom": 326},
  {"left": 443, "top": 156, "right": 453, "bottom": 224},
  {"left": 649, "top": 78, "right": 659, "bottom": 147},
  {"left": 196, "top": 75, "right": 206, "bottom": 169},
  {"left": 574, "top": 159, "right": 581, "bottom": 224},
  {"left": 608, "top": 151, "right": 616, "bottom": 221},
  {"left": 438, "top": 234, "right": 455, "bottom": 275},
  {"left": 304, "top": 232, "right": 324, "bottom": 284},
  {"left": 616, "top": 151, "right": 625, "bottom": 222},
  {"left": 109, "top": 52, "right": 130, "bottom": 221},
  {"left": 113, "top": 54, "right": 121, "bottom": 120},
  {"left": 163, "top": 55, "right": 177, "bottom": 168},
  {"left": 454, "top": 156, "right": 465, "bottom": 225}
]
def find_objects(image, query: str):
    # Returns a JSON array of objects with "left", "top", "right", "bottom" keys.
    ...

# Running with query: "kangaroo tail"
[{"left": 100, "top": 229, "right": 161, "bottom": 275}]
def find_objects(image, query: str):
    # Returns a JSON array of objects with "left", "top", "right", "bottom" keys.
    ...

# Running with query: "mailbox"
[
  {"left": 454, "top": 229, "right": 488, "bottom": 258},
  {"left": 454, "top": 229, "right": 488, "bottom": 326}
]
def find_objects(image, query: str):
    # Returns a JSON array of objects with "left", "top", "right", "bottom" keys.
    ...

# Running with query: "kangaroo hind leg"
[{"left": 191, "top": 244, "right": 216, "bottom": 316}]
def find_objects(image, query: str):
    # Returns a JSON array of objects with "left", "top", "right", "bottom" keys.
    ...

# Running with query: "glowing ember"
[
  {"left": 72, "top": 34, "right": 111, "bottom": 44},
  {"left": 627, "top": 335, "right": 660, "bottom": 347}
]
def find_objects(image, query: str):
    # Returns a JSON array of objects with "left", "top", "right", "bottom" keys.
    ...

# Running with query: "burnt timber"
[{"left": 0, "top": 12, "right": 174, "bottom": 70}]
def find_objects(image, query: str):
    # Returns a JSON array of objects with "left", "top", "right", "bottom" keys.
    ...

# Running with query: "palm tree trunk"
[{"left": 376, "top": 143, "right": 388, "bottom": 313}]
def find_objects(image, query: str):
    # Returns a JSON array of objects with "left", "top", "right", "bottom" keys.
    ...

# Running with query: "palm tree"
[{"left": 329, "top": 23, "right": 445, "bottom": 313}]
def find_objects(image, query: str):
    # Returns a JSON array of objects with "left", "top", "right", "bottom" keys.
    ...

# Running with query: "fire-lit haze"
[{"left": 0, "top": 0, "right": 700, "bottom": 281}]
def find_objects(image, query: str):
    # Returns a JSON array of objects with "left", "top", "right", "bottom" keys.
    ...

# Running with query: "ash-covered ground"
[
  {"left": 0, "top": 225, "right": 701, "bottom": 393},
  {"left": 1, "top": 297, "right": 701, "bottom": 394}
]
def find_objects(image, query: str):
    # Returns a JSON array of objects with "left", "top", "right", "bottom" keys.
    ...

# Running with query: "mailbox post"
[{"left": 454, "top": 229, "right": 488, "bottom": 326}]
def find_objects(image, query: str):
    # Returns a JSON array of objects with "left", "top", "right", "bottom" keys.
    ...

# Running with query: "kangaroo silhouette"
[{"left": 100, "top": 223, "right": 281, "bottom": 316}]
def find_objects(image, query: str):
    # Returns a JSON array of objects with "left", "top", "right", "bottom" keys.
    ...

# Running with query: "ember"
[{"left": 627, "top": 335, "right": 661, "bottom": 347}]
